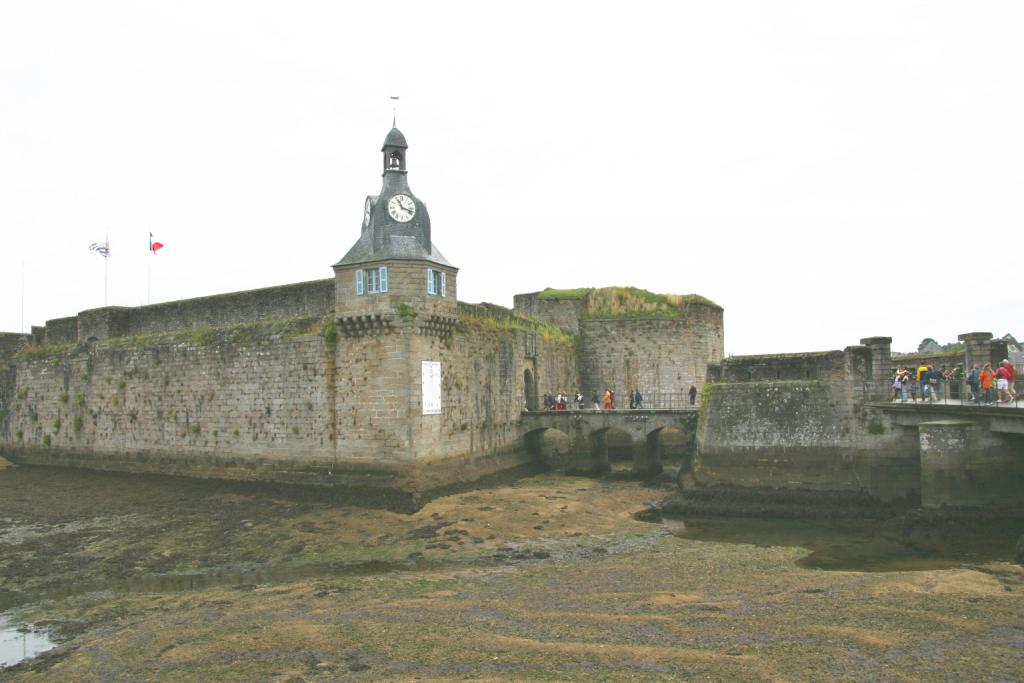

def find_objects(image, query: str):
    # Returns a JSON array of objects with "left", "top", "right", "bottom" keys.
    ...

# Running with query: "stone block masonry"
[
  {"left": 577, "top": 307, "right": 723, "bottom": 403},
  {"left": 512, "top": 293, "right": 585, "bottom": 336},
  {"left": 919, "top": 419, "right": 1024, "bottom": 508},
  {"left": 0, "top": 301, "right": 577, "bottom": 501},
  {"left": 695, "top": 333, "right": 1024, "bottom": 509},
  {"left": 2, "top": 318, "right": 338, "bottom": 484},
  {"left": 37, "top": 279, "right": 334, "bottom": 344},
  {"left": 697, "top": 378, "right": 920, "bottom": 501}
]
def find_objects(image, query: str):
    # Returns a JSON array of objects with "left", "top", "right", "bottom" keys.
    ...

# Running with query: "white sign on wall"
[{"left": 421, "top": 361, "right": 442, "bottom": 415}]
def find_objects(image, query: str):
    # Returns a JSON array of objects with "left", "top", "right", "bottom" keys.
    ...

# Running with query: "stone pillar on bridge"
[
  {"left": 919, "top": 419, "right": 1024, "bottom": 508},
  {"left": 589, "top": 432, "right": 611, "bottom": 475},
  {"left": 632, "top": 437, "right": 664, "bottom": 478},
  {"left": 860, "top": 336, "right": 892, "bottom": 400},
  {"left": 958, "top": 332, "right": 993, "bottom": 373}
]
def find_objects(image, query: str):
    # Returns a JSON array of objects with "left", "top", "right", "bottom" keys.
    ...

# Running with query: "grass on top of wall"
[
  {"left": 537, "top": 287, "right": 590, "bottom": 300},
  {"left": 581, "top": 287, "right": 721, "bottom": 320},
  {"left": 536, "top": 286, "right": 721, "bottom": 319}
]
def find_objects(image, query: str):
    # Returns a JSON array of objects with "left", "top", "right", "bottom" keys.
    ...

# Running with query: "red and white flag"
[{"left": 149, "top": 232, "right": 164, "bottom": 254}]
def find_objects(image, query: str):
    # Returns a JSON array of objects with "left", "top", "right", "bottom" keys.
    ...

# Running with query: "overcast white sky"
[{"left": 1, "top": 2, "right": 1021, "bottom": 355}]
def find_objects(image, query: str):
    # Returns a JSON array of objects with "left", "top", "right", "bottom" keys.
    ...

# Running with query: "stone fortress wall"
[
  {"left": 696, "top": 339, "right": 923, "bottom": 501},
  {"left": 695, "top": 334, "right": 1024, "bottom": 508},
  {"left": 512, "top": 293, "right": 585, "bottom": 336},
  {"left": 0, "top": 124, "right": 727, "bottom": 502},
  {"left": 514, "top": 289, "right": 724, "bottom": 405},
  {"left": 34, "top": 279, "right": 335, "bottom": 344},
  {"left": 3, "top": 318, "right": 334, "bottom": 478},
  {"left": 0, "top": 280, "right": 576, "bottom": 503}
]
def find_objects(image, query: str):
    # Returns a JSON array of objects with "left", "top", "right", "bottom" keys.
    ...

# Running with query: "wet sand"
[{"left": 1, "top": 464, "right": 1022, "bottom": 681}]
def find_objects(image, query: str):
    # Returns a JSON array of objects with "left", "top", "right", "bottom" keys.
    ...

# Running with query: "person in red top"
[
  {"left": 994, "top": 364, "right": 1011, "bottom": 402},
  {"left": 1002, "top": 360, "right": 1018, "bottom": 401},
  {"left": 979, "top": 363, "right": 996, "bottom": 405}
]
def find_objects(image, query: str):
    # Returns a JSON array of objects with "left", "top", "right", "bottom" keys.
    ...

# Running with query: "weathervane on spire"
[{"left": 390, "top": 95, "right": 399, "bottom": 127}]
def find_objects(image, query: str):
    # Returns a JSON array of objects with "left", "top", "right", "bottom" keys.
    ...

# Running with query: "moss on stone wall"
[
  {"left": 11, "top": 317, "right": 324, "bottom": 364},
  {"left": 100, "top": 316, "right": 322, "bottom": 351},
  {"left": 14, "top": 343, "right": 76, "bottom": 361},
  {"left": 458, "top": 305, "right": 575, "bottom": 348}
]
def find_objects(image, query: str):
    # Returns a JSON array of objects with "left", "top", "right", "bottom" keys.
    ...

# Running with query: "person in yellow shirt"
[{"left": 917, "top": 363, "right": 929, "bottom": 402}]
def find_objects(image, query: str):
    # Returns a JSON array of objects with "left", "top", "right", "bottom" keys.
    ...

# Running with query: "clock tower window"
[
  {"left": 426, "top": 268, "right": 446, "bottom": 297},
  {"left": 356, "top": 266, "right": 389, "bottom": 295}
]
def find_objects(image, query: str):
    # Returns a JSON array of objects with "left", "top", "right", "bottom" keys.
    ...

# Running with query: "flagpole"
[
  {"left": 20, "top": 259, "right": 25, "bottom": 334},
  {"left": 104, "top": 233, "right": 109, "bottom": 307}
]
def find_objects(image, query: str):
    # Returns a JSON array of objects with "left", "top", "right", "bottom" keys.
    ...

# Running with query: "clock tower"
[
  {"left": 333, "top": 126, "right": 457, "bottom": 322},
  {"left": 330, "top": 125, "right": 459, "bottom": 465}
]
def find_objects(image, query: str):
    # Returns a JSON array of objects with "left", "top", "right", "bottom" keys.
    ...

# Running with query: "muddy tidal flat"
[{"left": 1, "top": 464, "right": 1023, "bottom": 681}]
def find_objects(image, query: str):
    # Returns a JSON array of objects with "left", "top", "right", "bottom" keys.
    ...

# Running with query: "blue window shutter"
[
  {"left": 356, "top": 269, "right": 364, "bottom": 295},
  {"left": 379, "top": 266, "right": 388, "bottom": 293},
  {"left": 427, "top": 268, "right": 435, "bottom": 295},
  {"left": 440, "top": 271, "right": 447, "bottom": 297}
]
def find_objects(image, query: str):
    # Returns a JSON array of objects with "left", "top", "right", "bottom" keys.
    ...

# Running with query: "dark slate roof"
[
  {"left": 382, "top": 127, "right": 408, "bottom": 149},
  {"left": 335, "top": 231, "right": 453, "bottom": 268}
]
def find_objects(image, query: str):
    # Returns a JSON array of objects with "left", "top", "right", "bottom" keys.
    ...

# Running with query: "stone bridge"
[
  {"left": 871, "top": 402, "right": 1024, "bottom": 508},
  {"left": 520, "top": 409, "right": 698, "bottom": 476}
]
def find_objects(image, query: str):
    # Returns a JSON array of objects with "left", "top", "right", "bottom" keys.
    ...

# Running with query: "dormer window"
[{"left": 427, "top": 268, "right": 446, "bottom": 297}]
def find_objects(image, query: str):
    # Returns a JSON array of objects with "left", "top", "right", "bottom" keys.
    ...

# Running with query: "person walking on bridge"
[
  {"left": 995, "top": 363, "right": 1012, "bottom": 403},
  {"left": 967, "top": 365, "right": 980, "bottom": 403},
  {"left": 1001, "top": 360, "right": 1018, "bottom": 401},
  {"left": 894, "top": 367, "right": 910, "bottom": 402},
  {"left": 925, "top": 366, "right": 943, "bottom": 403},
  {"left": 917, "top": 363, "right": 930, "bottom": 402},
  {"left": 980, "top": 363, "right": 996, "bottom": 405}
]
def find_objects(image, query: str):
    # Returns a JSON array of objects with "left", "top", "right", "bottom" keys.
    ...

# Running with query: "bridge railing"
[
  {"left": 527, "top": 391, "right": 698, "bottom": 412},
  {"left": 862, "top": 378, "right": 1023, "bottom": 407}
]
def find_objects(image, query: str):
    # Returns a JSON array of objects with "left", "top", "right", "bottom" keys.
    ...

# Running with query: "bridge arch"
[
  {"left": 523, "top": 426, "right": 572, "bottom": 464},
  {"left": 643, "top": 425, "right": 692, "bottom": 477}
]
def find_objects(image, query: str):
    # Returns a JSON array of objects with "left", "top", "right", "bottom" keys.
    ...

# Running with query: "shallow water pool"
[{"left": 0, "top": 615, "right": 55, "bottom": 668}]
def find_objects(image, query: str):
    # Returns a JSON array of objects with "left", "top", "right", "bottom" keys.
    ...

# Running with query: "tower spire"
[{"left": 390, "top": 95, "right": 399, "bottom": 128}]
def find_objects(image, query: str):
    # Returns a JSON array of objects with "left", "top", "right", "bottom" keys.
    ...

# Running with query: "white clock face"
[
  {"left": 363, "top": 198, "right": 373, "bottom": 226},
  {"left": 387, "top": 194, "right": 416, "bottom": 222}
]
